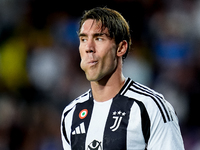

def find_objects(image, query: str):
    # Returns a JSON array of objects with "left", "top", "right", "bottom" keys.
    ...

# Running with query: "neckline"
[
  {"left": 89, "top": 77, "right": 131, "bottom": 101},
  {"left": 93, "top": 98, "right": 113, "bottom": 104}
]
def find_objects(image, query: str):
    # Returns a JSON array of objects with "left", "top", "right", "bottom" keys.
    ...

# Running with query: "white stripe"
[
  {"left": 72, "top": 130, "right": 76, "bottom": 135},
  {"left": 130, "top": 84, "right": 170, "bottom": 122},
  {"left": 127, "top": 103, "right": 146, "bottom": 149},
  {"left": 120, "top": 77, "right": 132, "bottom": 95},
  {"left": 85, "top": 99, "right": 113, "bottom": 150},
  {"left": 80, "top": 122, "right": 86, "bottom": 134},
  {"left": 75, "top": 126, "right": 80, "bottom": 134},
  {"left": 62, "top": 106, "right": 76, "bottom": 144},
  {"left": 133, "top": 82, "right": 173, "bottom": 122}
]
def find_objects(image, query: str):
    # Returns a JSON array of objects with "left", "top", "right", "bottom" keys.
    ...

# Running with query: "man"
[{"left": 61, "top": 7, "right": 185, "bottom": 150}]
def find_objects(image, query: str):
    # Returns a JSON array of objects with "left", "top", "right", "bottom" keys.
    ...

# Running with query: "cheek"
[
  {"left": 79, "top": 43, "right": 85, "bottom": 58},
  {"left": 80, "top": 56, "right": 86, "bottom": 72},
  {"left": 102, "top": 48, "right": 117, "bottom": 70},
  {"left": 106, "top": 47, "right": 117, "bottom": 62},
  {"left": 79, "top": 46, "right": 85, "bottom": 70},
  {"left": 79, "top": 44, "right": 83, "bottom": 58},
  {"left": 80, "top": 59, "right": 86, "bottom": 71}
]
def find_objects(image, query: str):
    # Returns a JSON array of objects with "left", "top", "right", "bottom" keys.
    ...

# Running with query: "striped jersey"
[{"left": 61, "top": 78, "right": 185, "bottom": 150}]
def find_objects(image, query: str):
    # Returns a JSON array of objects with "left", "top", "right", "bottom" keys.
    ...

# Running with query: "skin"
[{"left": 79, "top": 19, "right": 128, "bottom": 102}]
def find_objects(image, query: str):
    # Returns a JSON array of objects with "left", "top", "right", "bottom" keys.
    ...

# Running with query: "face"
[{"left": 79, "top": 19, "right": 118, "bottom": 82}]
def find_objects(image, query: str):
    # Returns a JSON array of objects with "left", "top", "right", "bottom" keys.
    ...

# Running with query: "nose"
[{"left": 86, "top": 39, "right": 95, "bottom": 53}]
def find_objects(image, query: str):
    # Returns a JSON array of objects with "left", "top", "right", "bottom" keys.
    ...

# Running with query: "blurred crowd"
[{"left": 0, "top": 0, "right": 200, "bottom": 149}]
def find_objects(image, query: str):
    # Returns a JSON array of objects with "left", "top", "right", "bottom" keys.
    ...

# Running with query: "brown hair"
[{"left": 78, "top": 7, "right": 131, "bottom": 59}]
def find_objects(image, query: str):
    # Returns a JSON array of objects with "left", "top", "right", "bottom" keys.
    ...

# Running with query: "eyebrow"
[{"left": 78, "top": 33, "right": 110, "bottom": 38}]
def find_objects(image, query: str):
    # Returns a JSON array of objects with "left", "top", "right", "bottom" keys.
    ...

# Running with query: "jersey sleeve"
[
  {"left": 60, "top": 113, "right": 71, "bottom": 150},
  {"left": 60, "top": 90, "right": 90, "bottom": 150},
  {"left": 146, "top": 99, "right": 185, "bottom": 149},
  {"left": 61, "top": 101, "right": 77, "bottom": 150},
  {"left": 61, "top": 109, "right": 72, "bottom": 150},
  {"left": 61, "top": 134, "right": 71, "bottom": 150}
]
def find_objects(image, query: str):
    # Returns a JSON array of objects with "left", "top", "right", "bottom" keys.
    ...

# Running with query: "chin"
[
  {"left": 86, "top": 74, "right": 102, "bottom": 82},
  {"left": 86, "top": 76, "right": 98, "bottom": 82}
]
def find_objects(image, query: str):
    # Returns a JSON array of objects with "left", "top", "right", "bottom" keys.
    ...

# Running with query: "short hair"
[{"left": 78, "top": 7, "right": 132, "bottom": 60}]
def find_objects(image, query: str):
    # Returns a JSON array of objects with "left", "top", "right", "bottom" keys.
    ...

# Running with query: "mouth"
[{"left": 88, "top": 60, "right": 98, "bottom": 66}]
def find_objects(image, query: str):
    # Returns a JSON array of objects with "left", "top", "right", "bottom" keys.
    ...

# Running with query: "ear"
[{"left": 117, "top": 40, "right": 128, "bottom": 57}]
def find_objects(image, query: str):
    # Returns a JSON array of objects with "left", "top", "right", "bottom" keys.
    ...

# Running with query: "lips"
[
  {"left": 89, "top": 60, "right": 97, "bottom": 63},
  {"left": 88, "top": 60, "right": 98, "bottom": 66}
]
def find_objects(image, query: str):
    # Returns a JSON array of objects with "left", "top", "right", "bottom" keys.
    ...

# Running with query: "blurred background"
[{"left": 0, "top": 0, "right": 200, "bottom": 149}]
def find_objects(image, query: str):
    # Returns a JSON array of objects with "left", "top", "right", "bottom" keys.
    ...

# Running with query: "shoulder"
[
  {"left": 121, "top": 78, "right": 164, "bottom": 104},
  {"left": 121, "top": 78, "right": 173, "bottom": 123},
  {"left": 62, "top": 90, "right": 91, "bottom": 117}
]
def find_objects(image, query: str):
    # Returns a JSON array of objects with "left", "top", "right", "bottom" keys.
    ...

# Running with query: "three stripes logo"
[
  {"left": 72, "top": 122, "right": 86, "bottom": 135},
  {"left": 110, "top": 111, "right": 126, "bottom": 132},
  {"left": 72, "top": 109, "right": 88, "bottom": 135}
]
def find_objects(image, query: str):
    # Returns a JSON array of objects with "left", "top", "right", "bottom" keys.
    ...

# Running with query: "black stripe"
[
  {"left": 134, "top": 100, "right": 150, "bottom": 144},
  {"left": 62, "top": 91, "right": 90, "bottom": 145},
  {"left": 62, "top": 108, "right": 73, "bottom": 144},
  {"left": 103, "top": 95, "right": 134, "bottom": 150},
  {"left": 128, "top": 87, "right": 167, "bottom": 123},
  {"left": 71, "top": 97, "right": 94, "bottom": 150},
  {"left": 119, "top": 78, "right": 131, "bottom": 95},
  {"left": 132, "top": 82, "right": 172, "bottom": 122},
  {"left": 134, "top": 82, "right": 162, "bottom": 99}
]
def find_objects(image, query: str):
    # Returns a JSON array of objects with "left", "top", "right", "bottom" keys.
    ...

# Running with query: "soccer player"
[{"left": 61, "top": 7, "right": 185, "bottom": 150}]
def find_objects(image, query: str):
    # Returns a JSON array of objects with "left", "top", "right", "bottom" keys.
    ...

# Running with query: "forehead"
[{"left": 80, "top": 19, "right": 108, "bottom": 34}]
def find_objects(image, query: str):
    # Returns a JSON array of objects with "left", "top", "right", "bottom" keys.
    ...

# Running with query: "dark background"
[{"left": 0, "top": 0, "right": 200, "bottom": 149}]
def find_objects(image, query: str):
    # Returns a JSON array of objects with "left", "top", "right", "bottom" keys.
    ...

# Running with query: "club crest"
[{"left": 110, "top": 111, "right": 126, "bottom": 132}]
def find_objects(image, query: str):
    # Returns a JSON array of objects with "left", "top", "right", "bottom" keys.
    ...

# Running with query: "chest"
[{"left": 70, "top": 96, "right": 134, "bottom": 150}]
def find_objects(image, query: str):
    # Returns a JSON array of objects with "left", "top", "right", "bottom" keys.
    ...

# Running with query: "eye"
[
  {"left": 96, "top": 37, "right": 103, "bottom": 41},
  {"left": 80, "top": 38, "right": 87, "bottom": 42}
]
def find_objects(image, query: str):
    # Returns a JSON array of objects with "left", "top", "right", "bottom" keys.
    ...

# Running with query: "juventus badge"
[{"left": 110, "top": 111, "right": 126, "bottom": 132}]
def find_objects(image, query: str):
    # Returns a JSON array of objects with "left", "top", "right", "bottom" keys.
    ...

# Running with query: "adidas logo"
[{"left": 72, "top": 122, "right": 86, "bottom": 135}]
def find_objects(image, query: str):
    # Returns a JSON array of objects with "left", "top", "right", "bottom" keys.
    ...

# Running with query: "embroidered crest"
[{"left": 110, "top": 111, "right": 126, "bottom": 132}]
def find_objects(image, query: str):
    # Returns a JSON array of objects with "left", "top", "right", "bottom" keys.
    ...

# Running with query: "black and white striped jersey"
[{"left": 61, "top": 78, "right": 185, "bottom": 150}]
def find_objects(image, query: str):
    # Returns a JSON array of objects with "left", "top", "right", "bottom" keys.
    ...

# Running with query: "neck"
[{"left": 90, "top": 61, "right": 125, "bottom": 102}]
